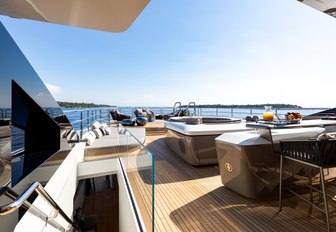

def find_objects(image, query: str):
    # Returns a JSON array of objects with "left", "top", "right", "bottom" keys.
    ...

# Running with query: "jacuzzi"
[
  {"left": 168, "top": 116, "right": 241, "bottom": 124},
  {"left": 165, "top": 116, "right": 252, "bottom": 165}
]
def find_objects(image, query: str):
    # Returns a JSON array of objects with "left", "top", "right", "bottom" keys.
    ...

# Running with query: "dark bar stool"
[{"left": 279, "top": 139, "right": 336, "bottom": 232}]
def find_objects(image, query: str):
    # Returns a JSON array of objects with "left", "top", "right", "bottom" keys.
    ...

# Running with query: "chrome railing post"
[
  {"left": 216, "top": 107, "right": 218, "bottom": 116},
  {"left": 92, "top": 110, "right": 94, "bottom": 126},
  {"left": 173, "top": 102, "right": 181, "bottom": 115},
  {"left": 80, "top": 111, "right": 83, "bottom": 138},
  {"left": 87, "top": 110, "right": 90, "bottom": 131},
  {"left": 108, "top": 109, "right": 111, "bottom": 126},
  {"left": 250, "top": 108, "right": 252, "bottom": 116},
  {"left": 100, "top": 109, "right": 102, "bottom": 123}
]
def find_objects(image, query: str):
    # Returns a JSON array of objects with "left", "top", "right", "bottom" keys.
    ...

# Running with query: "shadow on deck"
[{"left": 143, "top": 134, "right": 336, "bottom": 232}]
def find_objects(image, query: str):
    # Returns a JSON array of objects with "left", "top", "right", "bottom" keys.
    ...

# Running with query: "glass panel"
[
  {"left": 118, "top": 125, "right": 155, "bottom": 232},
  {"left": 0, "top": 21, "right": 72, "bottom": 187}
]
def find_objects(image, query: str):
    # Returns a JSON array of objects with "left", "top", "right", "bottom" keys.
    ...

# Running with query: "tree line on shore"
[
  {"left": 196, "top": 104, "right": 302, "bottom": 109},
  {"left": 58, "top": 101, "right": 301, "bottom": 109},
  {"left": 57, "top": 101, "right": 114, "bottom": 108}
]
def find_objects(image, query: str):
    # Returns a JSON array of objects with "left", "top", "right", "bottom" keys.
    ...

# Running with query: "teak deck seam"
[{"left": 127, "top": 133, "right": 336, "bottom": 232}]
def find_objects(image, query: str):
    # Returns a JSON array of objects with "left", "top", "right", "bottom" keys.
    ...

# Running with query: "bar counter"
[{"left": 215, "top": 119, "right": 336, "bottom": 198}]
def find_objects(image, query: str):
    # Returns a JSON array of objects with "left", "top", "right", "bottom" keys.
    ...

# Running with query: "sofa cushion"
[
  {"left": 93, "top": 128, "right": 103, "bottom": 139},
  {"left": 92, "top": 121, "right": 101, "bottom": 129},
  {"left": 82, "top": 132, "right": 96, "bottom": 146}
]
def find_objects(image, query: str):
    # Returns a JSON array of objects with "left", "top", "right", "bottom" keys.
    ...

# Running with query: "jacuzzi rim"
[{"left": 168, "top": 116, "right": 241, "bottom": 124}]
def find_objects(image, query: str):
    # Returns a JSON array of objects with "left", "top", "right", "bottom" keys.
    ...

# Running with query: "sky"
[{"left": 1, "top": 0, "right": 336, "bottom": 108}]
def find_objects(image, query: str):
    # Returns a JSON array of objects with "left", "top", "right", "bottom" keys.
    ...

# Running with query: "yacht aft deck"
[{"left": 128, "top": 122, "right": 336, "bottom": 232}]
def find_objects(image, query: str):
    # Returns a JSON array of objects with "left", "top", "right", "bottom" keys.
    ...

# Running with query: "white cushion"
[
  {"left": 67, "top": 130, "right": 77, "bottom": 141},
  {"left": 93, "top": 128, "right": 103, "bottom": 139},
  {"left": 92, "top": 121, "right": 101, "bottom": 129},
  {"left": 104, "top": 127, "right": 112, "bottom": 135},
  {"left": 61, "top": 130, "right": 69, "bottom": 138},
  {"left": 89, "top": 131, "right": 96, "bottom": 138},
  {"left": 99, "top": 128, "right": 106, "bottom": 136},
  {"left": 63, "top": 129, "right": 73, "bottom": 138},
  {"left": 82, "top": 132, "right": 96, "bottom": 146},
  {"left": 100, "top": 123, "right": 108, "bottom": 128}
]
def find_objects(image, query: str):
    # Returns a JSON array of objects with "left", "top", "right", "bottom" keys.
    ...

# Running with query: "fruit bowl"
[{"left": 285, "top": 112, "right": 302, "bottom": 123}]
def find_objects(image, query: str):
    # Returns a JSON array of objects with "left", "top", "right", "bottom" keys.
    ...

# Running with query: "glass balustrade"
[{"left": 117, "top": 124, "right": 155, "bottom": 232}]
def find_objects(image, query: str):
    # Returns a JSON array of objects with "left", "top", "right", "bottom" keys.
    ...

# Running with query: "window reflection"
[{"left": 0, "top": 21, "right": 72, "bottom": 188}]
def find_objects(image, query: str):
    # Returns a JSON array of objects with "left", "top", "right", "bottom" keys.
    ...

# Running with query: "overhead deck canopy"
[
  {"left": 299, "top": 0, "right": 336, "bottom": 17},
  {"left": 0, "top": 1, "right": 335, "bottom": 33},
  {"left": 0, "top": 0, "right": 150, "bottom": 32}
]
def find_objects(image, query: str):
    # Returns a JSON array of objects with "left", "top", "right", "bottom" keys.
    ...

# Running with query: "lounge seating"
[
  {"left": 110, "top": 109, "right": 132, "bottom": 121},
  {"left": 134, "top": 108, "right": 155, "bottom": 122},
  {"left": 121, "top": 119, "right": 136, "bottom": 126},
  {"left": 163, "top": 108, "right": 190, "bottom": 120},
  {"left": 82, "top": 122, "right": 146, "bottom": 157}
]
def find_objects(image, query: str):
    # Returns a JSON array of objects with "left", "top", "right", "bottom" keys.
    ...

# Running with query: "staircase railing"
[{"left": 0, "top": 182, "right": 79, "bottom": 232}]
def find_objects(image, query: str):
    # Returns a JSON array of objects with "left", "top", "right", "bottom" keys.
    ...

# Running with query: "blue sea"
[
  {"left": 63, "top": 106, "right": 327, "bottom": 130},
  {"left": 9, "top": 106, "right": 328, "bottom": 152},
  {"left": 112, "top": 106, "right": 325, "bottom": 119}
]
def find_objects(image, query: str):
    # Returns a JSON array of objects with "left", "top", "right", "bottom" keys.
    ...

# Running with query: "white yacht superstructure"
[{"left": 1, "top": 1, "right": 336, "bottom": 232}]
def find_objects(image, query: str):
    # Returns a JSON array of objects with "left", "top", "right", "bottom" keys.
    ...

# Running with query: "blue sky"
[{"left": 1, "top": 0, "right": 336, "bottom": 107}]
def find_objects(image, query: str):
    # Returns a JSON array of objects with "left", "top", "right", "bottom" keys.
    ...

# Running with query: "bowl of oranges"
[{"left": 285, "top": 112, "right": 303, "bottom": 123}]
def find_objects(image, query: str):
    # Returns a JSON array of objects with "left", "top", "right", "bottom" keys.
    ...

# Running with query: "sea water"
[
  {"left": 114, "top": 107, "right": 325, "bottom": 119},
  {"left": 9, "top": 106, "right": 327, "bottom": 152}
]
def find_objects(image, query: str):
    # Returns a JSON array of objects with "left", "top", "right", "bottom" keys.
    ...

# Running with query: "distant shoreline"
[
  {"left": 57, "top": 101, "right": 115, "bottom": 108},
  {"left": 195, "top": 104, "right": 302, "bottom": 109},
  {"left": 58, "top": 101, "right": 329, "bottom": 109}
]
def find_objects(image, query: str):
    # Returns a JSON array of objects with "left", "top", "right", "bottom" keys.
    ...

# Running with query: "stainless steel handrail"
[
  {"left": 173, "top": 102, "right": 181, "bottom": 115},
  {"left": 0, "top": 182, "right": 79, "bottom": 231},
  {"left": 186, "top": 102, "right": 197, "bottom": 116},
  {"left": 11, "top": 148, "right": 25, "bottom": 159},
  {"left": 0, "top": 187, "right": 66, "bottom": 231}
]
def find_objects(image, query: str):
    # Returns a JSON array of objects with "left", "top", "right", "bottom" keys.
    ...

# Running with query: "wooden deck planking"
[
  {"left": 82, "top": 121, "right": 336, "bottom": 231},
  {"left": 148, "top": 137, "right": 247, "bottom": 231},
  {"left": 153, "top": 165, "right": 233, "bottom": 232},
  {"left": 82, "top": 176, "right": 119, "bottom": 232},
  {"left": 124, "top": 133, "right": 336, "bottom": 232}
]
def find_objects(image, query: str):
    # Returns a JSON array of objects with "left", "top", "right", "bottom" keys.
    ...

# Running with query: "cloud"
[
  {"left": 34, "top": 91, "right": 58, "bottom": 108},
  {"left": 45, "top": 83, "right": 61, "bottom": 95}
]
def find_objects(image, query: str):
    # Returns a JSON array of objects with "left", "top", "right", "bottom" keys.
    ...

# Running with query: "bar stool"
[{"left": 279, "top": 139, "right": 336, "bottom": 232}]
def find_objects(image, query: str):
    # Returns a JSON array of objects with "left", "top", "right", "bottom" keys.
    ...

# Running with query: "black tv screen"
[{"left": 0, "top": 22, "right": 72, "bottom": 187}]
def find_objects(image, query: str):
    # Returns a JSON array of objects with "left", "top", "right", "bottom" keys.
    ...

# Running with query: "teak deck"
[
  {"left": 83, "top": 121, "right": 336, "bottom": 231},
  {"left": 82, "top": 176, "right": 119, "bottom": 232},
  {"left": 128, "top": 133, "right": 336, "bottom": 232}
]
